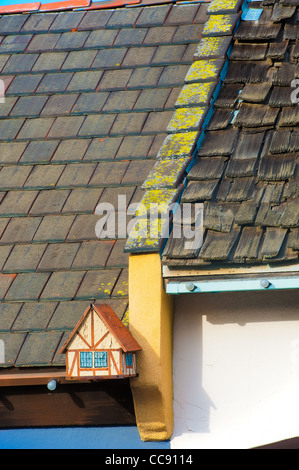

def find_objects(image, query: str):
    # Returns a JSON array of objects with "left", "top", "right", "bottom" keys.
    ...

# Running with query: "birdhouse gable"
[{"left": 60, "top": 303, "right": 141, "bottom": 380}]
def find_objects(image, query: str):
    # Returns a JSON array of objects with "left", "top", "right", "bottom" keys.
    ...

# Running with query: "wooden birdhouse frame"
[{"left": 59, "top": 303, "right": 142, "bottom": 380}]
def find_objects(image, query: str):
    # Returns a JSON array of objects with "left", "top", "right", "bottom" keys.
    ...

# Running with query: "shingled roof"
[
  {"left": 0, "top": 0, "right": 210, "bottom": 368},
  {"left": 159, "top": 0, "right": 299, "bottom": 270}
]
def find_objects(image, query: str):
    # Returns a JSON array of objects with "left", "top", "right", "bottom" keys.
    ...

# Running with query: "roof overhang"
[{"left": 166, "top": 274, "right": 299, "bottom": 295}]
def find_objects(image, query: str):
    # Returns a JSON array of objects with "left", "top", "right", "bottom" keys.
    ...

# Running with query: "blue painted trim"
[
  {"left": 166, "top": 276, "right": 299, "bottom": 295},
  {"left": 241, "top": 7, "right": 263, "bottom": 21},
  {"left": 0, "top": 426, "right": 171, "bottom": 450},
  {"left": 220, "top": 59, "right": 229, "bottom": 81}
]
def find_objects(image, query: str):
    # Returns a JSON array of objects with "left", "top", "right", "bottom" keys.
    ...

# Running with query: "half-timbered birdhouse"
[{"left": 59, "top": 303, "right": 142, "bottom": 380}]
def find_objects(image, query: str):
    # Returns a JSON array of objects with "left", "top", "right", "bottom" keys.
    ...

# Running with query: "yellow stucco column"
[{"left": 128, "top": 252, "right": 174, "bottom": 441}]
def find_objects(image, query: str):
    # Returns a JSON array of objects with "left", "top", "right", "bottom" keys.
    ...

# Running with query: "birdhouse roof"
[{"left": 60, "top": 303, "right": 142, "bottom": 354}]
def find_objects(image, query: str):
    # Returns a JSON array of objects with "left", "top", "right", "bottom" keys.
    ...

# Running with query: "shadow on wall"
[
  {"left": 172, "top": 302, "right": 215, "bottom": 436},
  {"left": 204, "top": 289, "right": 299, "bottom": 326}
]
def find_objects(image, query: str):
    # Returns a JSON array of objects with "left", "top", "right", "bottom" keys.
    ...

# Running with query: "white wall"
[{"left": 171, "top": 289, "right": 299, "bottom": 449}]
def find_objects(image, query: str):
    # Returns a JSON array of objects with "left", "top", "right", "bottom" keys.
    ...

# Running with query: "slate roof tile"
[
  {"left": 0, "top": 14, "right": 29, "bottom": 34},
  {"left": 30, "top": 189, "right": 70, "bottom": 216},
  {"left": 21, "top": 12, "right": 58, "bottom": 33},
  {"left": 77, "top": 9, "right": 113, "bottom": 31},
  {"left": 110, "top": 112, "right": 147, "bottom": 136},
  {"left": 24, "top": 164, "right": 64, "bottom": 189},
  {"left": 55, "top": 30, "right": 90, "bottom": 51},
  {"left": 57, "top": 163, "right": 97, "bottom": 188},
  {"left": 5, "top": 272, "right": 51, "bottom": 301},
  {"left": 11, "top": 301, "right": 58, "bottom": 332},
  {"left": 85, "top": 28, "right": 119, "bottom": 48},
  {"left": 0, "top": 332, "right": 27, "bottom": 366},
  {"left": 0, "top": 165, "right": 33, "bottom": 189},
  {"left": 33, "top": 214, "right": 75, "bottom": 243},
  {"left": 3, "top": 244, "right": 47, "bottom": 273},
  {"left": 2, "top": 53, "right": 39, "bottom": 74},
  {"left": 122, "top": 46, "right": 157, "bottom": 68},
  {"left": 71, "top": 240, "right": 114, "bottom": 270},
  {"left": 61, "top": 188, "right": 102, "bottom": 214},
  {"left": 91, "top": 47, "right": 127, "bottom": 70},
  {"left": 0, "top": 34, "right": 33, "bottom": 53},
  {"left": 7, "top": 73, "right": 44, "bottom": 95},
  {"left": 66, "top": 70, "right": 102, "bottom": 92},
  {"left": 11, "top": 95, "right": 49, "bottom": 118},
  {"left": 47, "top": 115, "right": 85, "bottom": 139},
  {"left": 106, "top": 239, "right": 129, "bottom": 267},
  {"left": 0, "top": 190, "right": 39, "bottom": 217},
  {"left": 51, "top": 139, "right": 90, "bottom": 163},
  {"left": 0, "top": 96, "right": 16, "bottom": 117},
  {"left": 165, "top": 3, "right": 200, "bottom": 25},
  {"left": 49, "top": 11, "right": 85, "bottom": 33},
  {"left": 0, "top": 118, "right": 25, "bottom": 140},
  {"left": 62, "top": 50, "right": 99, "bottom": 72},
  {"left": 15, "top": 331, "right": 64, "bottom": 366},
  {"left": 40, "top": 270, "right": 85, "bottom": 301},
  {"left": 40, "top": 93, "right": 78, "bottom": 117},
  {"left": 143, "top": 26, "right": 176, "bottom": 46},
  {"left": 26, "top": 33, "right": 61, "bottom": 53},
  {"left": 126, "top": 65, "right": 163, "bottom": 89},
  {"left": 16, "top": 117, "right": 54, "bottom": 140},
  {"left": 106, "top": 7, "right": 141, "bottom": 28},
  {"left": 134, "top": 4, "right": 171, "bottom": 27},
  {"left": 36, "top": 72, "right": 73, "bottom": 93},
  {"left": 37, "top": 243, "right": 80, "bottom": 272},
  {"left": 102, "top": 90, "right": 139, "bottom": 113},
  {"left": 0, "top": 54, "right": 10, "bottom": 73},
  {"left": 116, "top": 134, "right": 154, "bottom": 158},
  {"left": 31, "top": 52, "right": 68, "bottom": 73},
  {"left": 0, "top": 302, "right": 22, "bottom": 331}
]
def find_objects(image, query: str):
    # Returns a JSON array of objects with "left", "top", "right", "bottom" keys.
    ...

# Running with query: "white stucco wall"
[{"left": 171, "top": 289, "right": 299, "bottom": 449}]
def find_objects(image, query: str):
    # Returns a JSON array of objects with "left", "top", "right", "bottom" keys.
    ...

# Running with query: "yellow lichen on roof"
[
  {"left": 176, "top": 82, "right": 216, "bottom": 107},
  {"left": 195, "top": 36, "right": 230, "bottom": 58},
  {"left": 157, "top": 131, "right": 198, "bottom": 158},
  {"left": 167, "top": 107, "right": 206, "bottom": 133},
  {"left": 127, "top": 216, "right": 170, "bottom": 246},
  {"left": 203, "top": 14, "right": 235, "bottom": 35},
  {"left": 208, "top": 0, "right": 239, "bottom": 13},
  {"left": 135, "top": 188, "right": 180, "bottom": 216},
  {"left": 142, "top": 157, "right": 190, "bottom": 189},
  {"left": 185, "top": 59, "right": 222, "bottom": 82}
]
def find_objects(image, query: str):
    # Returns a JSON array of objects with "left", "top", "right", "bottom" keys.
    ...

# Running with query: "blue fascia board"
[{"left": 166, "top": 276, "right": 299, "bottom": 295}]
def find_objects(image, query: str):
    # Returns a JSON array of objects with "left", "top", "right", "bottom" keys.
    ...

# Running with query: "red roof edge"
[
  {"left": 0, "top": 0, "right": 90, "bottom": 14},
  {"left": 39, "top": 0, "right": 90, "bottom": 11},
  {"left": 83, "top": 0, "right": 140, "bottom": 10},
  {"left": 0, "top": 2, "right": 40, "bottom": 14}
]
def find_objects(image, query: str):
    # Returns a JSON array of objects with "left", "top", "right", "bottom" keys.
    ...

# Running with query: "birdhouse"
[{"left": 59, "top": 303, "right": 142, "bottom": 380}]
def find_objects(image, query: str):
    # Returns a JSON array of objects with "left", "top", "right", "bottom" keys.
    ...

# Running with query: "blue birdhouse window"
[
  {"left": 80, "top": 351, "right": 93, "bottom": 368},
  {"left": 94, "top": 351, "right": 108, "bottom": 368},
  {"left": 125, "top": 353, "right": 133, "bottom": 367}
]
